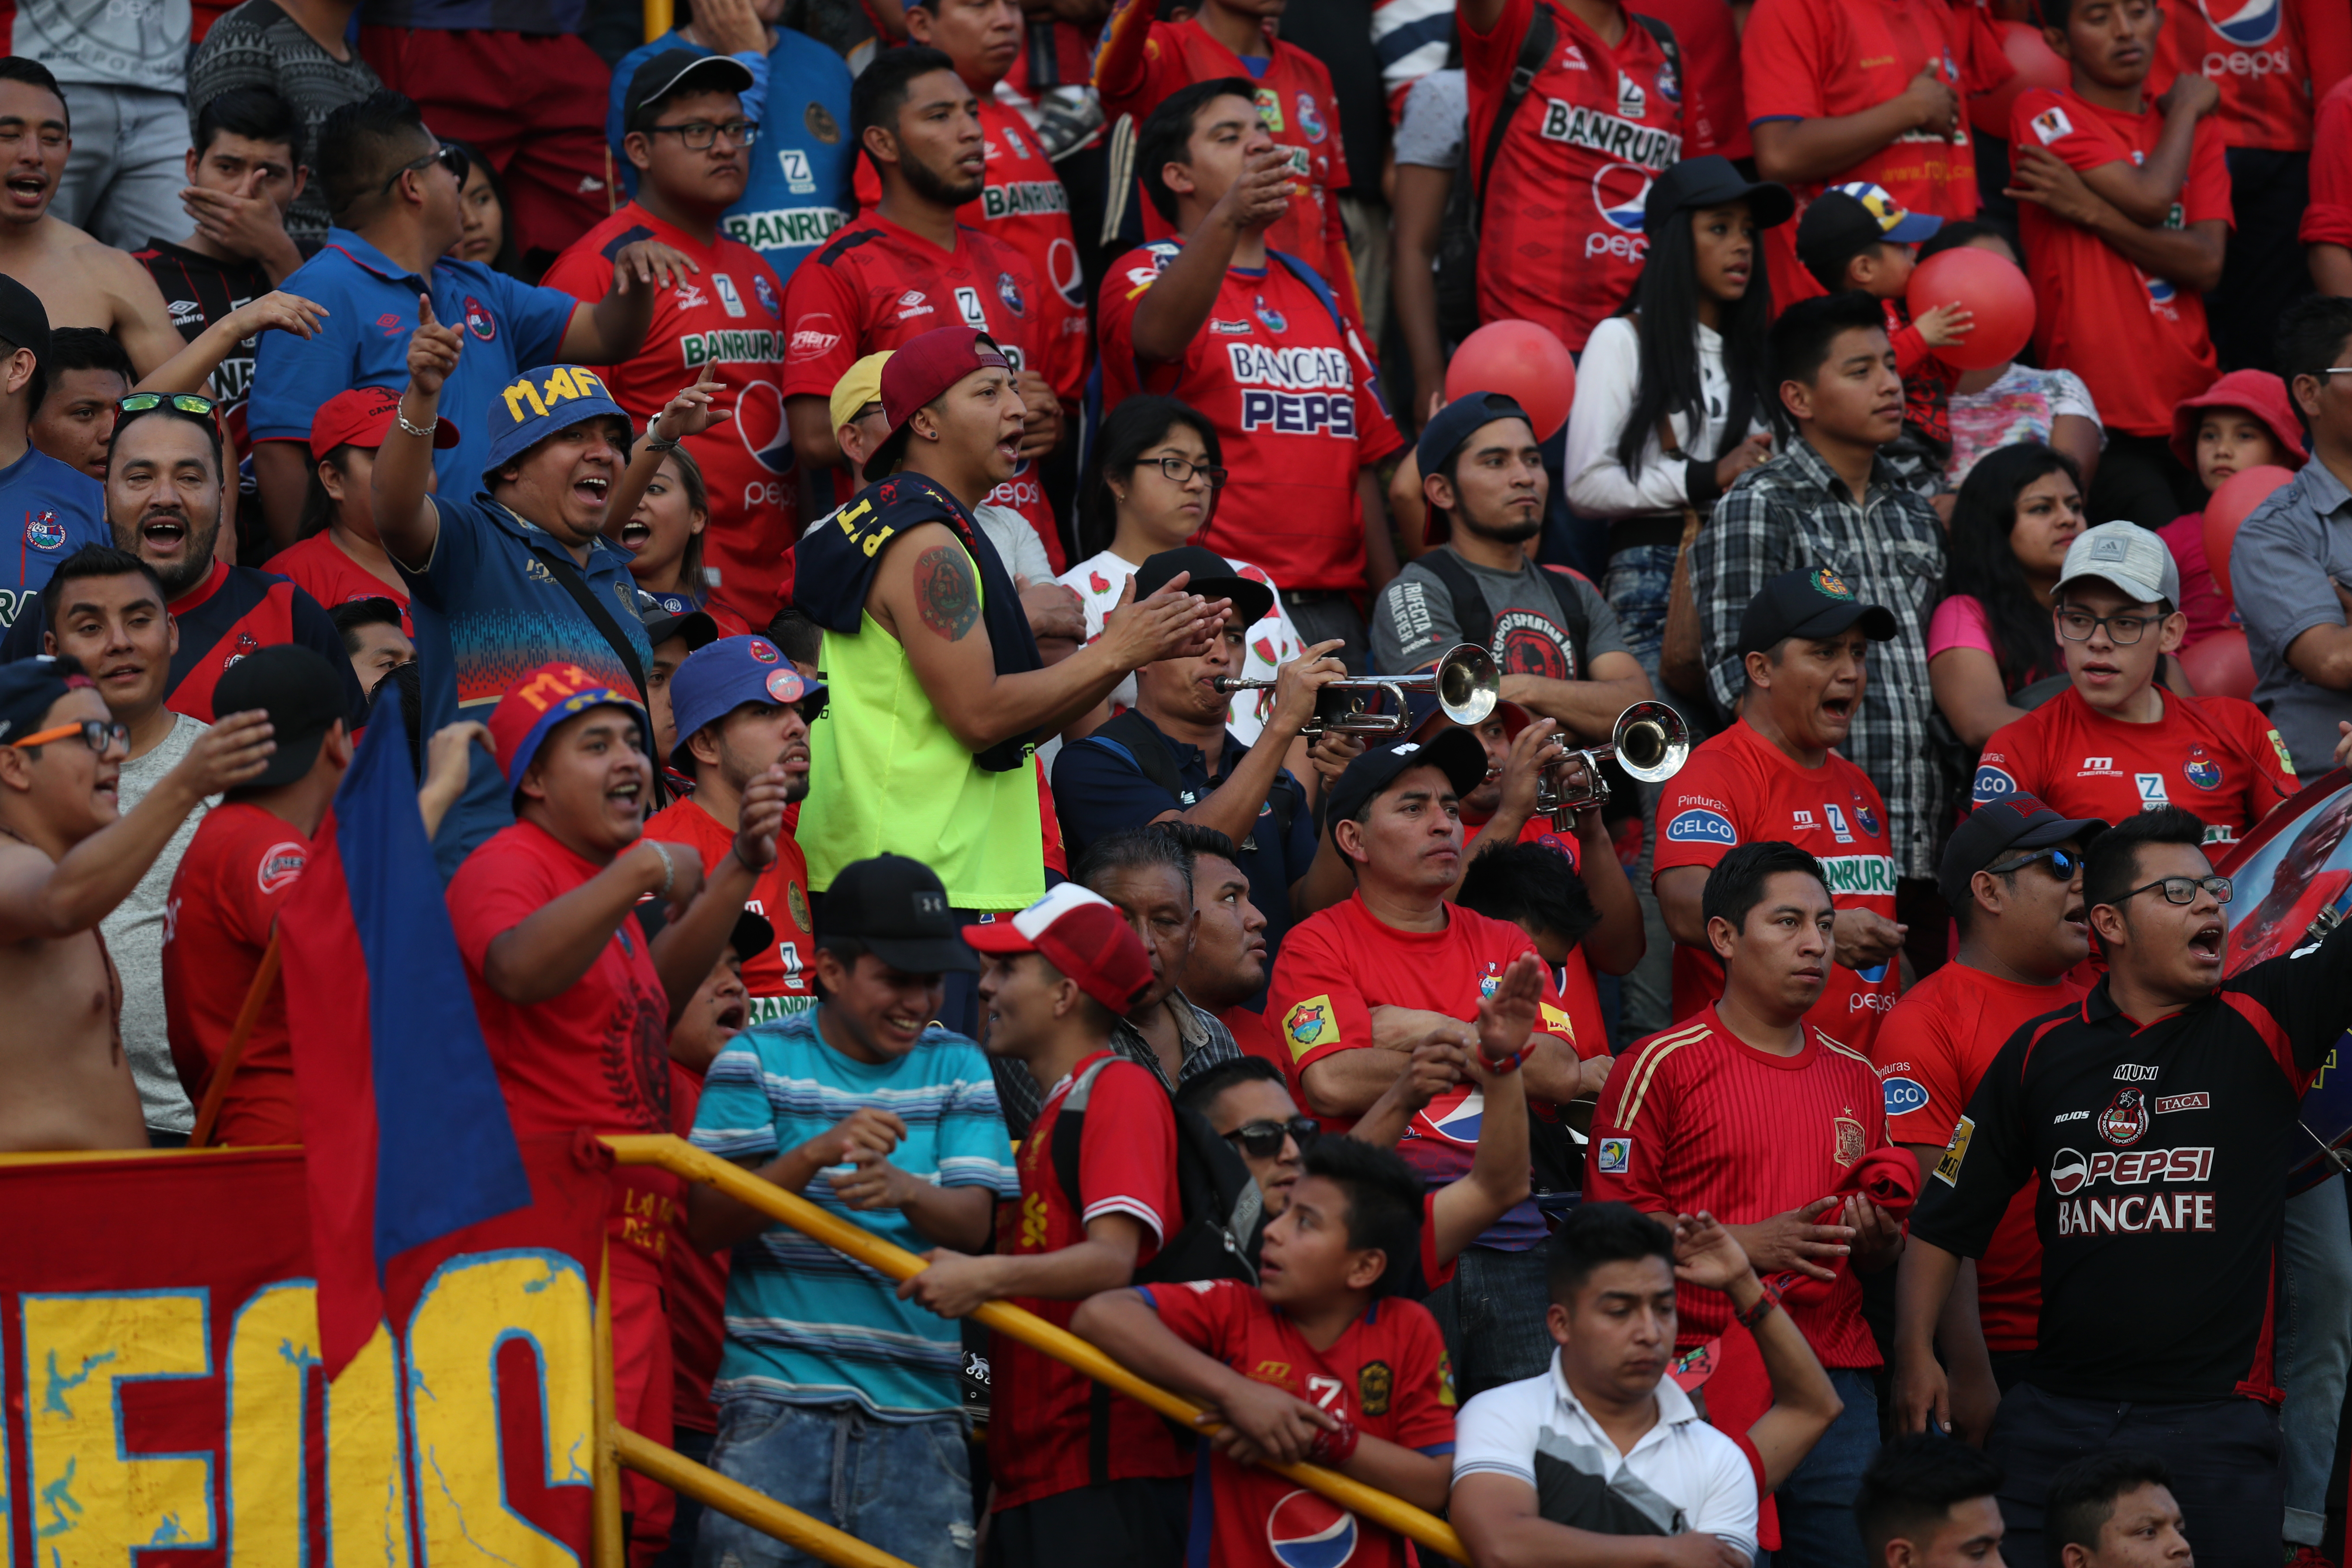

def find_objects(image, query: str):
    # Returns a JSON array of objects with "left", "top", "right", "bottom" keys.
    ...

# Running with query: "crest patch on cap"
[{"left": 1812, "top": 568, "right": 1853, "bottom": 600}]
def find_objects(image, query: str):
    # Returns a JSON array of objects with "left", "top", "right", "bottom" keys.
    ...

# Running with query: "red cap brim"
[{"left": 961, "top": 921, "right": 1036, "bottom": 955}]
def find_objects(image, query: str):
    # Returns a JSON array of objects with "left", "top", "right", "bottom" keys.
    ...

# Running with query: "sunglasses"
[
  {"left": 1220, "top": 1116, "right": 1319, "bottom": 1159},
  {"left": 117, "top": 392, "right": 218, "bottom": 419},
  {"left": 1984, "top": 846, "right": 2080, "bottom": 880},
  {"left": 381, "top": 143, "right": 469, "bottom": 195},
  {"left": 10, "top": 718, "right": 130, "bottom": 755}
]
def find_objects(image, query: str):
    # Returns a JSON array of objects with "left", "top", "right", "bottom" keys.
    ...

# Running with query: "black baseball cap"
[
  {"left": 1645, "top": 154, "right": 1795, "bottom": 232},
  {"left": 1415, "top": 390, "right": 1535, "bottom": 484},
  {"left": 1737, "top": 567, "right": 1899, "bottom": 657},
  {"left": 623, "top": 49, "right": 755, "bottom": 129},
  {"left": 1325, "top": 728, "right": 1488, "bottom": 838},
  {"left": 1795, "top": 182, "right": 1942, "bottom": 279},
  {"left": 1135, "top": 545, "right": 1272, "bottom": 628},
  {"left": 729, "top": 906, "right": 776, "bottom": 964},
  {"left": 637, "top": 592, "right": 719, "bottom": 655},
  {"left": 817, "top": 854, "right": 978, "bottom": 974},
  {"left": 0, "top": 274, "right": 49, "bottom": 379},
  {"left": 1937, "top": 795, "right": 2107, "bottom": 912},
  {"left": 213, "top": 644, "right": 348, "bottom": 788}
]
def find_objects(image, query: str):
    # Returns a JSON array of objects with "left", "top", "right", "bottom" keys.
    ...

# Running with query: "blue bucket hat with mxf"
[{"left": 484, "top": 364, "right": 632, "bottom": 482}]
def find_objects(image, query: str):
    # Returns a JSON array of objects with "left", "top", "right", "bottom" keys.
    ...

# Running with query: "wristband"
[
  {"left": 1307, "top": 1418, "right": 1359, "bottom": 1467},
  {"left": 1733, "top": 1289, "right": 1779, "bottom": 1331},
  {"left": 643, "top": 411, "right": 681, "bottom": 452},
  {"left": 1478, "top": 1047, "right": 1527, "bottom": 1075},
  {"left": 647, "top": 839, "right": 676, "bottom": 900}
]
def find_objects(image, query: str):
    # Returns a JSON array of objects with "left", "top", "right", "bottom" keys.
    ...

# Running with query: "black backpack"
[
  {"left": 1436, "top": 6, "right": 1684, "bottom": 344},
  {"left": 1049, "top": 1056, "right": 1262, "bottom": 1288}
]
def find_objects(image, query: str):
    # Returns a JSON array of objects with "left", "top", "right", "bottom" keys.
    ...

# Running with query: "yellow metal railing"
[
  {"left": 644, "top": 0, "right": 673, "bottom": 41},
  {"left": 599, "top": 1133, "right": 1470, "bottom": 1565}
]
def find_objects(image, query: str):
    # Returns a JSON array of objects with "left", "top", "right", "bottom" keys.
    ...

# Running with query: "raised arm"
[
  {"left": 649, "top": 768, "right": 788, "bottom": 1025},
  {"left": 481, "top": 839, "right": 689, "bottom": 1004},
  {"left": 135, "top": 292, "right": 328, "bottom": 397},
  {"left": 1673, "top": 1213, "right": 1842, "bottom": 1492},
  {"left": 1128, "top": 144, "right": 1292, "bottom": 364},
  {"left": 1430, "top": 1045, "right": 1530, "bottom": 1267},
  {"left": 603, "top": 375, "right": 730, "bottom": 530},
  {"left": 97, "top": 246, "right": 196, "bottom": 378},
  {"left": 554, "top": 238, "right": 700, "bottom": 364},
  {"left": 374, "top": 298, "right": 464, "bottom": 571}
]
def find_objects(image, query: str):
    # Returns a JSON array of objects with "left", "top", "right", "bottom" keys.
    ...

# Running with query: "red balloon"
[
  {"left": 1968, "top": 21, "right": 2070, "bottom": 138},
  {"left": 2180, "top": 629, "right": 2257, "bottom": 702},
  {"left": 2201, "top": 464, "right": 2297, "bottom": 603},
  {"left": 1444, "top": 319, "right": 1577, "bottom": 441},
  {"left": 1905, "top": 246, "right": 2036, "bottom": 371}
]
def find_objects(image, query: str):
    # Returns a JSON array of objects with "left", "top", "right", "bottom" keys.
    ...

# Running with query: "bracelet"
[
  {"left": 646, "top": 839, "right": 676, "bottom": 900},
  {"left": 1307, "top": 1418, "right": 1359, "bottom": 1467},
  {"left": 395, "top": 406, "right": 437, "bottom": 439},
  {"left": 1479, "top": 1047, "right": 1527, "bottom": 1075},
  {"left": 643, "top": 411, "right": 681, "bottom": 453},
  {"left": 1733, "top": 1282, "right": 1782, "bottom": 1331}
]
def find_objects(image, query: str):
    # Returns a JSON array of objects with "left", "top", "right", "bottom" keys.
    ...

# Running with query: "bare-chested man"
[
  {"left": 0, "top": 59, "right": 190, "bottom": 378},
  {"left": 0, "top": 652, "right": 272, "bottom": 1151}
]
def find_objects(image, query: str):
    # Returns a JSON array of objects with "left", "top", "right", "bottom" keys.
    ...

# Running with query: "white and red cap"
[{"left": 963, "top": 883, "right": 1153, "bottom": 1013}]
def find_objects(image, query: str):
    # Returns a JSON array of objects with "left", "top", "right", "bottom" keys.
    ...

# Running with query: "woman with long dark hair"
[
  {"left": 1929, "top": 442, "right": 2086, "bottom": 746},
  {"left": 1564, "top": 157, "right": 1790, "bottom": 674}
]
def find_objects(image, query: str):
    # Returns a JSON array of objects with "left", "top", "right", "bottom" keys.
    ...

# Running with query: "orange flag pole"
[{"left": 188, "top": 926, "right": 284, "bottom": 1148}]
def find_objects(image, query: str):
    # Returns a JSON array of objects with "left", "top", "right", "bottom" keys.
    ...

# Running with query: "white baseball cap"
[{"left": 2055, "top": 521, "right": 2180, "bottom": 608}]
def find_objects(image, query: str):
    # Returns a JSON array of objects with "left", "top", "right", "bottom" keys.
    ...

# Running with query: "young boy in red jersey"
[
  {"left": 781, "top": 48, "right": 1066, "bottom": 565},
  {"left": 1654, "top": 568, "right": 1906, "bottom": 1050},
  {"left": 1971, "top": 522, "right": 2297, "bottom": 856},
  {"left": 1104, "top": 80, "right": 1403, "bottom": 668},
  {"left": 2008, "top": 0, "right": 2230, "bottom": 527},
  {"left": 447, "top": 658, "right": 790, "bottom": 1562},
  {"left": 1095, "top": 0, "right": 1360, "bottom": 324},
  {"left": 542, "top": 53, "right": 792, "bottom": 628},
  {"left": 1072, "top": 1136, "right": 1458, "bottom": 1568},
  {"left": 894, "top": 883, "right": 1185, "bottom": 1568},
  {"left": 1588, "top": 840, "right": 1901, "bottom": 1566},
  {"left": 1880, "top": 799, "right": 2100, "bottom": 1445},
  {"left": 2157, "top": 368, "right": 2306, "bottom": 651},
  {"left": 1266, "top": 726, "right": 1611, "bottom": 1401}
]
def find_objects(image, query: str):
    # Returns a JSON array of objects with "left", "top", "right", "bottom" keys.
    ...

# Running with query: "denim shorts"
[{"left": 695, "top": 1396, "right": 975, "bottom": 1568}]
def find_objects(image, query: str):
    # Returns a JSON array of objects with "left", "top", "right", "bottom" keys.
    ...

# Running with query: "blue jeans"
[
  {"left": 1424, "top": 1244, "right": 1556, "bottom": 1404},
  {"left": 2278, "top": 1175, "right": 2352, "bottom": 1547},
  {"left": 1760, "top": 1368, "right": 1877, "bottom": 1568},
  {"left": 695, "top": 1397, "right": 976, "bottom": 1568}
]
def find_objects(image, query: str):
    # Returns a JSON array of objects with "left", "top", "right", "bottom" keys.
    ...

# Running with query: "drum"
[{"left": 2216, "top": 769, "right": 2352, "bottom": 1193}]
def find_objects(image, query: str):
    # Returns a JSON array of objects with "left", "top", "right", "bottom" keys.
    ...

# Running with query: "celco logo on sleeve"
[
  {"left": 1883, "top": 1077, "right": 1930, "bottom": 1116},
  {"left": 1972, "top": 763, "right": 2018, "bottom": 803},
  {"left": 1665, "top": 808, "right": 1736, "bottom": 845}
]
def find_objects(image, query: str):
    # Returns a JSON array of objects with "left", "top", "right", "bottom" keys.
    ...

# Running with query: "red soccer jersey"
[
  {"left": 1094, "top": 6, "right": 1359, "bottom": 322},
  {"left": 1634, "top": 0, "right": 1744, "bottom": 157},
  {"left": 267, "top": 532, "right": 412, "bottom": 631},
  {"left": 1265, "top": 894, "right": 1601, "bottom": 1249},
  {"left": 542, "top": 205, "right": 795, "bottom": 628},
  {"left": 1587, "top": 1006, "right": 1889, "bottom": 1366},
  {"left": 990, "top": 1050, "right": 1186, "bottom": 1510},
  {"left": 1870, "top": 961, "right": 2082, "bottom": 1355},
  {"left": 2154, "top": 0, "right": 2314, "bottom": 152},
  {"left": 783, "top": 211, "right": 1063, "bottom": 570},
  {"left": 668, "top": 1059, "right": 730, "bottom": 1436},
  {"left": 162, "top": 802, "right": 309, "bottom": 1146},
  {"left": 852, "top": 96, "right": 1089, "bottom": 403},
  {"left": 447, "top": 819, "right": 682, "bottom": 1265},
  {"left": 1225, "top": 1004, "right": 1286, "bottom": 1068},
  {"left": 2011, "top": 86, "right": 2232, "bottom": 439},
  {"left": 1140, "top": 1279, "right": 1457, "bottom": 1568},
  {"left": 641, "top": 796, "right": 818, "bottom": 1023},
  {"left": 1972, "top": 686, "right": 2298, "bottom": 856},
  {"left": 1098, "top": 241, "right": 1403, "bottom": 592},
  {"left": 1461, "top": 0, "right": 1685, "bottom": 352},
  {"left": 1652, "top": 719, "right": 1901, "bottom": 1050},
  {"left": 2308, "top": 76, "right": 2352, "bottom": 247}
]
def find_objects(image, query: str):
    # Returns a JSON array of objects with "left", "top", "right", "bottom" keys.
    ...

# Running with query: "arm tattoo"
[{"left": 914, "top": 544, "right": 981, "bottom": 641}]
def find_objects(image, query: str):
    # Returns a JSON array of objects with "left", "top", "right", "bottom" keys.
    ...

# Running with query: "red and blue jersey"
[{"left": 0, "top": 445, "right": 106, "bottom": 631}]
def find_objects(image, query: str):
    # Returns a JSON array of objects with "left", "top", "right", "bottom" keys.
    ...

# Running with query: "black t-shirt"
[
  {"left": 1912, "top": 918, "right": 2352, "bottom": 1403},
  {"left": 132, "top": 238, "right": 279, "bottom": 445}
]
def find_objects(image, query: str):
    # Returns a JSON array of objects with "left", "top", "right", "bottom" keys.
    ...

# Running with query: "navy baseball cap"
[
  {"left": 1415, "top": 390, "right": 1535, "bottom": 483},
  {"left": 1938, "top": 795, "right": 2107, "bottom": 911},
  {"left": 667, "top": 634, "right": 827, "bottom": 769},
  {"left": 1325, "top": 727, "right": 1488, "bottom": 838},
  {"left": 0, "top": 653, "right": 89, "bottom": 743},
  {"left": 484, "top": 364, "right": 633, "bottom": 482},
  {"left": 1737, "top": 567, "right": 1899, "bottom": 656}
]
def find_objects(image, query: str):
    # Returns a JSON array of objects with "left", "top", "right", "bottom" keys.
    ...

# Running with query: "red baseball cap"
[
  {"left": 963, "top": 884, "right": 1153, "bottom": 1013},
  {"left": 309, "top": 385, "right": 460, "bottom": 460},
  {"left": 866, "top": 325, "right": 1012, "bottom": 475}
]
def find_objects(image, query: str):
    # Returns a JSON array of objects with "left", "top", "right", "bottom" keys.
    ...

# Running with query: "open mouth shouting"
[
  {"left": 619, "top": 517, "right": 651, "bottom": 552},
  {"left": 574, "top": 473, "right": 611, "bottom": 510},
  {"left": 138, "top": 508, "right": 192, "bottom": 559},
  {"left": 4, "top": 166, "right": 48, "bottom": 213},
  {"left": 2187, "top": 920, "right": 2224, "bottom": 966}
]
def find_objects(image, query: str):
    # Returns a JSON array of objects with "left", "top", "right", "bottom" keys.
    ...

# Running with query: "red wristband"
[
  {"left": 1479, "top": 1047, "right": 1527, "bottom": 1075},
  {"left": 1308, "top": 1418, "right": 1360, "bottom": 1466}
]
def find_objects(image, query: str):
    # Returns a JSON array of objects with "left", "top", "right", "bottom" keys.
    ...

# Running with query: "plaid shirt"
[
  {"left": 1693, "top": 437, "right": 1947, "bottom": 879},
  {"left": 989, "top": 991, "right": 1243, "bottom": 1137}
]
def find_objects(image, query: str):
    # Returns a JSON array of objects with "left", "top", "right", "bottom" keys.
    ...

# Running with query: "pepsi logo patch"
[
  {"left": 1972, "top": 764, "right": 2019, "bottom": 803},
  {"left": 1883, "top": 1076, "right": 1930, "bottom": 1117},
  {"left": 764, "top": 667, "right": 807, "bottom": 703},
  {"left": 23, "top": 511, "right": 64, "bottom": 551},
  {"left": 1415, "top": 1084, "right": 1483, "bottom": 1147},
  {"left": 256, "top": 841, "right": 309, "bottom": 894},
  {"left": 2200, "top": 0, "right": 2280, "bottom": 47},
  {"left": 462, "top": 295, "right": 497, "bottom": 341},
  {"left": 1592, "top": 162, "right": 1651, "bottom": 234},
  {"left": 1596, "top": 1136, "right": 1631, "bottom": 1174},
  {"left": 735, "top": 381, "right": 793, "bottom": 476},
  {"left": 747, "top": 639, "right": 779, "bottom": 664},
  {"left": 1664, "top": 808, "right": 1736, "bottom": 845},
  {"left": 1266, "top": 1489, "right": 1357, "bottom": 1568}
]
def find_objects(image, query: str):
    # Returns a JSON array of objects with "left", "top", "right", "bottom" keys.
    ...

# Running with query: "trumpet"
[
  {"left": 1534, "top": 701, "right": 1689, "bottom": 828},
  {"left": 1212, "top": 643, "right": 1500, "bottom": 737}
]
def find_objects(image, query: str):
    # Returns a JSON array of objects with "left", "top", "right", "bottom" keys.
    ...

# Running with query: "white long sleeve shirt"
[{"left": 1564, "top": 316, "right": 1764, "bottom": 521}]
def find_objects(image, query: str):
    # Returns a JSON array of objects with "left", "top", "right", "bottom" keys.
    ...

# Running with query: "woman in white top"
[{"left": 1563, "top": 156, "right": 1789, "bottom": 677}]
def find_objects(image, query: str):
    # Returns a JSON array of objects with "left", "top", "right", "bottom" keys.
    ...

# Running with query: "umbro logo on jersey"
[
  {"left": 168, "top": 298, "right": 202, "bottom": 326},
  {"left": 897, "top": 290, "right": 935, "bottom": 319},
  {"left": 1559, "top": 41, "right": 1589, "bottom": 69}
]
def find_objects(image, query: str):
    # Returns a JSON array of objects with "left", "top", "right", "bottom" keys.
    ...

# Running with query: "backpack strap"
[
  {"left": 1626, "top": 10, "right": 1683, "bottom": 79},
  {"left": 1267, "top": 248, "right": 1349, "bottom": 341},
  {"left": 1087, "top": 709, "right": 1191, "bottom": 803},
  {"left": 1047, "top": 1055, "right": 1116, "bottom": 1223},
  {"left": 1474, "top": 3, "right": 1559, "bottom": 204},
  {"left": 1418, "top": 549, "right": 1497, "bottom": 662},
  {"left": 1540, "top": 565, "right": 1593, "bottom": 681}
]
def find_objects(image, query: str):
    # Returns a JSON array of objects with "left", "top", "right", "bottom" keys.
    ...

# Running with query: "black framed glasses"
[
  {"left": 2118, "top": 874, "right": 2233, "bottom": 906},
  {"left": 117, "top": 392, "right": 218, "bottom": 419},
  {"left": 1986, "top": 846, "right": 2081, "bottom": 880},
  {"left": 1141, "top": 455, "right": 1228, "bottom": 489},
  {"left": 1220, "top": 1117, "right": 1318, "bottom": 1159},
  {"left": 2055, "top": 606, "right": 2159, "bottom": 645},
  {"left": 646, "top": 118, "right": 758, "bottom": 150},
  {"left": 11, "top": 718, "right": 130, "bottom": 756},
  {"left": 381, "top": 142, "right": 469, "bottom": 195}
]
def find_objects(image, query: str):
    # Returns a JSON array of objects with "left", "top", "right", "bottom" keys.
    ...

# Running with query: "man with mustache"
[
  {"left": 1904, "top": 805, "right": 2352, "bottom": 1568},
  {"left": 643, "top": 633, "right": 824, "bottom": 1026}
]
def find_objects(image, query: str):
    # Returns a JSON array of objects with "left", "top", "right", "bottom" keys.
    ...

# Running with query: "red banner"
[{"left": 0, "top": 1139, "right": 611, "bottom": 1565}]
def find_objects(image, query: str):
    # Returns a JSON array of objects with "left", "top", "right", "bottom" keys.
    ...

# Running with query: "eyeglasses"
[
  {"left": 10, "top": 719, "right": 130, "bottom": 756},
  {"left": 1985, "top": 846, "right": 2080, "bottom": 880},
  {"left": 1220, "top": 1116, "right": 1319, "bottom": 1159},
  {"left": 2117, "top": 874, "right": 2234, "bottom": 907},
  {"left": 117, "top": 392, "right": 218, "bottom": 418},
  {"left": 646, "top": 118, "right": 758, "bottom": 150},
  {"left": 2055, "top": 607, "right": 2160, "bottom": 645},
  {"left": 380, "top": 143, "right": 469, "bottom": 195},
  {"left": 1140, "top": 455, "right": 1228, "bottom": 489}
]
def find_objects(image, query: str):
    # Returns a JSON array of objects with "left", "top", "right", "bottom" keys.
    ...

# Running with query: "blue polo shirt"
[
  {"left": 0, "top": 445, "right": 105, "bottom": 631},
  {"left": 1051, "top": 714, "right": 1317, "bottom": 962},
  {"left": 606, "top": 28, "right": 853, "bottom": 286},
  {"left": 401, "top": 491, "right": 654, "bottom": 871},
  {"left": 248, "top": 230, "right": 578, "bottom": 496}
]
